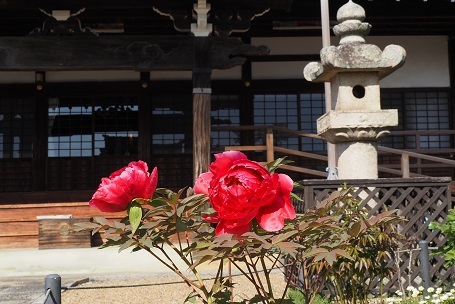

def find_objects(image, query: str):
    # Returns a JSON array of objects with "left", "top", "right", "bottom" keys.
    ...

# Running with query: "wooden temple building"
[{"left": 0, "top": 0, "right": 454, "bottom": 264}]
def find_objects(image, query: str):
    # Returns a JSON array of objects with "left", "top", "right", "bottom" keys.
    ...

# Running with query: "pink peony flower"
[
  {"left": 90, "top": 161, "right": 158, "bottom": 212},
  {"left": 194, "top": 151, "right": 296, "bottom": 236}
]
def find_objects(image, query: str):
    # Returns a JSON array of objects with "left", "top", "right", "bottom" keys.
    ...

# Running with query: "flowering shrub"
[
  {"left": 384, "top": 285, "right": 455, "bottom": 304},
  {"left": 430, "top": 208, "right": 455, "bottom": 267},
  {"left": 76, "top": 153, "right": 404, "bottom": 304},
  {"left": 289, "top": 189, "right": 404, "bottom": 304}
]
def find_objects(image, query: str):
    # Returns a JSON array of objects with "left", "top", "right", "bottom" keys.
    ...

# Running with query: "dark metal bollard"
[
  {"left": 419, "top": 240, "right": 431, "bottom": 291},
  {"left": 44, "top": 274, "right": 61, "bottom": 304}
]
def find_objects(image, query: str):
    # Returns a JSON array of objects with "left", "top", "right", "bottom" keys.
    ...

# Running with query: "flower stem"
[
  {"left": 163, "top": 239, "right": 208, "bottom": 294},
  {"left": 137, "top": 243, "right": 208, "bottom": 303},
  {"left": 278, "top": 258, "right": 297, "bottom": 304},
  {"left": 245, "top": 248, "right": 268, "bottom": 304},
  {"left": 259, "top": 254, "right": 275, "bottom": 303}
]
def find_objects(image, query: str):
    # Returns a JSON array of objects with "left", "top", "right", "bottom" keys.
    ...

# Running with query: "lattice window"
[
  {"left": 253, "top": 93, "right": 327, "bottom": 153},
  {"left": 0, "top": 98, "right": 34, "bottom": 159},
  {"left": 48, "top": 97, "right": 139, "bottom": 157},
  {"left": 381, "top": 90, "right": 451, "bottom": 149},
  {"left": 152, "top": 94, "right": 192, "bottom": 154},
  {"left": 300, "top": 93, "right": 326, "bottom": 152},
  {"left": 211, "top": 94, "right": 241, "bottom": 151},
  {"left": 47, "top": 96, "right": 139, "bottom": 190},
  {"left": 254, "top": 94, "right": 299, "bottom": 149}
]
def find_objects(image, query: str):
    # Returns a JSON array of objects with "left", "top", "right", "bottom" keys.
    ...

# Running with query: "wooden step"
[{"left": 0, "top": 202, "right": 123, "bottom": 249}]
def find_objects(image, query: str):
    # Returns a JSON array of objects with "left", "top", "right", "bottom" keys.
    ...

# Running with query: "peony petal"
[
  {"left": 277, "top": 174, "right": 296, "bottom": 219},
  {"left": 129, "top": 160, "right": 149, "bottom": 173},
  {"left": 256, "top": 198, "right": 286, "bottom": 232},
  {"left": 215, "top": 219, "right": 251, "bottom": 236},
  {"left": 89, "top": 198, "right": 127, "bottom": 212},
  {"left": 256, "top": 190, "right": 296, "bottom": 232},
  {"left": 209, "top": 151, "right": 247, "bottom": 177},
  {"left": 278, "top": 173, "right": 294, "bottom": 193},
  {"left": 102, "top": 181, "right": 134, "bottom": 205},
  {"left": 201, "top": 213, "right": 219, "bottom": 224},
  {"left": 143, "top": 167, "right": 159, "bottom": 198},
  {"left": 194, "top": 172, "right": 213, "bottom": 195},
  {"left": 215, "top": 150, "right": 247, "bottom": 162}
]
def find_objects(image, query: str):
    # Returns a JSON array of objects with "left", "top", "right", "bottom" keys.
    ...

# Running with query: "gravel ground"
[{"left": 62, "top": 272, "right": 288, "bottom": 304}]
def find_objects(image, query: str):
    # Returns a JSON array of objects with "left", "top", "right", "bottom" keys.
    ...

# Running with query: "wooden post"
[
  {"left": 266, "top": 127, "right": 274, "bottom": 163},
  {"left": 193, "top": 37, "right": 212, "bottom": 182},
  {"left": 33, "top": 84, "right": 47, "bottom": 190},
  {"left": 138, "top": 73, "right": 153, "bottom": 166},
  {"left": 401, "top": 153, "right": 410, "bottom": 178}
]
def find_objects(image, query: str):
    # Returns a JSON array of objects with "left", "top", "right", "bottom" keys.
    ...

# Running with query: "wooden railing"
[
  {"left": 214, "top": 125, "right": 328, "bottom": 177},
  {"left": 213, "top": 126, "right": 455, "bottom": 179}
]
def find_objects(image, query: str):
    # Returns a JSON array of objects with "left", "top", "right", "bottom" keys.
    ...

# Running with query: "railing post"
[
  {"left": 266, "top": 127, "right": 274, "bottom": 163},
  {"left": 401, "top": 153, "right": 410, "bottom": 178},
  {"left": 419, "top": 240, "right": 431, "bottom": 292},
  {"left": 45, "top": 274, "right": 61, "bottom": 304}
]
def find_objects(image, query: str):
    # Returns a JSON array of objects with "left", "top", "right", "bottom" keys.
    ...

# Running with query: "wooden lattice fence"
[{"left": 288, "top": 177, "right": 454, "bottom": 293}]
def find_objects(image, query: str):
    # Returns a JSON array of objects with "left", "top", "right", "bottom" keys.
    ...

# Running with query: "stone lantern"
[{"left": 304, "top": 0, "right": 406, "bottom": 179}]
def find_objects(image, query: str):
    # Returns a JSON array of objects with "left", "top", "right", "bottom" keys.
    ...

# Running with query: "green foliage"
[
  {"left": 430, "top": 208, "right": 455, "bottom": 266},
  {"left": 326, "top": 191, "right": 404, "bottom": 304},
  {"left": 286, "top": 288, "right": 330, "bottom": 304},
  {"left": 288, "top": 189, "right": 404, "bottom": 304}
]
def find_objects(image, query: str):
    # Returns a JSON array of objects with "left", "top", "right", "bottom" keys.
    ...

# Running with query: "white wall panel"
[
  {"left": 212, "top": 66, "right": 241, "bottom": 80},
  {"left": 0, "top": 72, "right": 35, "bottom": 83},
  {"left": 371, "top": 36, "right": 449, "bottom": 88},
  {"left": 252, "top": 61, "right": 308, "bottom": 80},
  {"left": 252, "top": 37, "right": 327, "bottom": 55},
  {"left": 45, "top": 71, "right": 139, "bottom": 82},
  {"left": 0, "top": 68, "right": 240, "bottom": 83},
  {"left": 251, "top": 36, "right": 450, "bottom": 88}
]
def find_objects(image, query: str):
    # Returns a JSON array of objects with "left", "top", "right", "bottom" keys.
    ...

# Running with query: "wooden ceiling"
[{"left": 0, "top": 0, "right": 454, "bottom": 37}]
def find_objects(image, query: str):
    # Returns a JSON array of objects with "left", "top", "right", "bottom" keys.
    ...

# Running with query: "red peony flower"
[
  {"left": 90, "top": 161, "right": 158, "bottom": 212},
  {"left": 194, "top": 151, "right": 296, "bottom": 236}
]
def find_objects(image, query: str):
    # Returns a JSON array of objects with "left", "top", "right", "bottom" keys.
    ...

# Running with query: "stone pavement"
[
  {"left": 0, "top": 246, "right": 285, "bottom": 303},
  {"left": 0, "top": 246, "right": 220, "bottom": 303}
]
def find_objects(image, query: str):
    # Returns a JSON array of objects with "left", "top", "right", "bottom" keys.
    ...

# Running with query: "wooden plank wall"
[{"left": 0, "top": 202, "right": 123, "bottom": 249}]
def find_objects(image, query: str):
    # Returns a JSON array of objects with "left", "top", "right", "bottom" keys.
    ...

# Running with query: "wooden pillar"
[
  {"left": 138, "top": 72, "right": 153, "bottom": 166},
  {"left": 193, "top": 37, "right": 212, "bottom": 182},
  {"left": 33, "top": 82, "right": 47, "bottom": 190}
]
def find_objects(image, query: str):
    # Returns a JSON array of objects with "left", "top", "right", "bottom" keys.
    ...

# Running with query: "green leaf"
[
  {"left": 347, "top": 221, "right": 362, "bottom": 237},
  {"left": 73, "top": 222, "right": 100, "bottom": 233},
  {"left": 276, "top": 241, "right": 303, "bottom": 256},
  {"left": 149, "top": 198, "right": 168, "bottom": 207},
  {"left": 271, "top": 230, "right": 298, "bottom": 244},
  {"left": 265, "top": 157, "right": 293, "bottom": 173},
  {"left": 184, "top": 291, "right": 198, "bottom": 303},
  {"left": 176, "top": 217, "right": 187, "bottom": 231},
  {"left": 118, "top": 239, "right": 136, "bottom": 253},
  {"left": 290, "top": 192, "right": 303, "bottom": 202},
  {"left": 128, "top": 201, "right": 142, "bottom": 234},
  {"left": 93, "top": 216, "right": 111, "bottom": 226}
]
